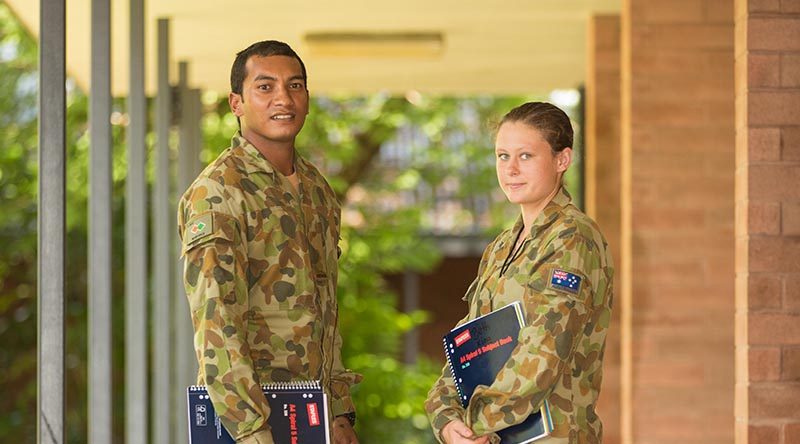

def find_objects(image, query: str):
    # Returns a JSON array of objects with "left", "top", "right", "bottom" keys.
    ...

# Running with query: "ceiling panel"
[{"left": 7, "top": 0, "right": 620, "bottom": 95}]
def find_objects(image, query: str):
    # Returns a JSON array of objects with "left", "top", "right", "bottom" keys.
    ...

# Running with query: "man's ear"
[
  {"left": 229, "top": 92, "right": 244, "bottom": 117},
  {"left": 556, "top": 147, "right": 573, "bottom": 173}
]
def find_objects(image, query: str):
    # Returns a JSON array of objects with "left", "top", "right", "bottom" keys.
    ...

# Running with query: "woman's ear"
[{"left": 556, "top": 147, "right": 573, "bottom": 173}]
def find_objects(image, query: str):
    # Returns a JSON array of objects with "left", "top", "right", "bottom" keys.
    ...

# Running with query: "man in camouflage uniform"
[
  {"left": 178, "top": 40, "right": 360, "bottom": 444},
  {"left": 426, "top": 102, "right": 613, "bottom": 443}
]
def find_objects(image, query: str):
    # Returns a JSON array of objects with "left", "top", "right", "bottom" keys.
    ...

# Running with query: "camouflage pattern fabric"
[
  {"left": 425, "top": 187, "right": 614, "bottom": 444},
  {"left": 178, "top": 134, "right": 361, "bottom": 443}
]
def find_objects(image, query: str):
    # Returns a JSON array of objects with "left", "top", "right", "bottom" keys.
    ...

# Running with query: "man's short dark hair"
[{"left": 230, "top": 40, "right": 307, "bottom": 95}]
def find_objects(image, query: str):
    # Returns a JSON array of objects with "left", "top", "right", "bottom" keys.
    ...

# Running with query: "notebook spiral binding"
[
  {"left": 443, "top": 336, "right": 467, "bottom": 405},
  {"left": 188, "top": 380, "right": 322, "bottom": 392}
]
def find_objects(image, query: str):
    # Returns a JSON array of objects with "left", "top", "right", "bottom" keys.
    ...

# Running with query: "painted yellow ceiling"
[{"left": 7, "top": 0, "right": 620, "bottom": 96}]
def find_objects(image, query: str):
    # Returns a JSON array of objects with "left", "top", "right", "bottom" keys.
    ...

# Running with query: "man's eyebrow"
[{"left": 252, "top": 74, "right": 277, "bottom": 82}]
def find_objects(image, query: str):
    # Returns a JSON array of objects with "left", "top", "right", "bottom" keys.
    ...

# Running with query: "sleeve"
[
  {"left": 178, "top": 180, "right": 274, "bottom": 443},
  {"left": 324, "top": 203, "right": 363, "bottom": 417},
  {"left": 424, "top": 312, "right": 470, "bottom": 443},
  {"left": 425, "top": 239, "right": 498, "bottom": 442},
  {"left": 465, "top": 233, "right": 602, "bottom": 437},
  {"left": 329, "top": 325, "right": 362, "bottom": 417}
]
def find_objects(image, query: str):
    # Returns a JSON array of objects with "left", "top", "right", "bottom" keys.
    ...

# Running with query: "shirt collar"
[
  {"left": 231, "top": 132, "right": 311, "bottom": 178},
  {"left": 510, "top": 185, "right": 573, "bottom": 238}
]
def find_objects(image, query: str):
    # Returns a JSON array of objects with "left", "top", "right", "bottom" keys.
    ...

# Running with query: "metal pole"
[
  {"left": 38, "top": 0, "right": 66, "bottom": 442},
  {"left": 125, "top": 0, "right": 148, "bottom": 441},
  {"left": 89, "top": 0, "right": 112, "bottom": 441},
  {"left": 173, "top": 60, "right": 193, "bottom": 444},
  {"left": 152, "top": 17, "right": 173, "bottom": 444}
]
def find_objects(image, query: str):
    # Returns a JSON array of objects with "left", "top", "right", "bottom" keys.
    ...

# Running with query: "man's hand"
[
  {"left": 332, "top": 415, "right": 359, "bottom": 444},
  {"left": 441, "top": 420, "right": 490, "bottom": 444}
]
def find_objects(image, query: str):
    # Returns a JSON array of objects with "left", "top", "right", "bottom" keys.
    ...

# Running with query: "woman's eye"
[
  {"left": 520, "top": 153, "right": 531, "bottom": 160},
  {"left": 497, "top": 153, "right": 509, "bottom": 160}
]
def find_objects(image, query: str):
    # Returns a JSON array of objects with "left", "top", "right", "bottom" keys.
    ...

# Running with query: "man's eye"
[
  {"left": 290, "top": 82, "right": 304, "bottom": 89},
  {"left": 258, "top": 84, "right": 270, "bottom": 90}
]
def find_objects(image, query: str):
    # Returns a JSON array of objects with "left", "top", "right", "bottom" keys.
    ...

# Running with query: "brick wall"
[
  {"left": 622, "top": 1, "right": 736, "bottom": 443},
  {"left": 586, "top": 14, "right": 622, "bottom": 444},
  {"left": 735, "top": 1, "right": 800, "bottom": 442}
]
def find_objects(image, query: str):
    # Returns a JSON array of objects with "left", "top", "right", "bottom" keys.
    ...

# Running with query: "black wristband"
[{"left": 336, "top": 412, "right": 356, "bottom": 427}]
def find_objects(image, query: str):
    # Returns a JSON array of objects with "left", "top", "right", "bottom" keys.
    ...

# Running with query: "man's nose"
[{"left": 273, "top": 85, "right": 292, "bottom": 105}]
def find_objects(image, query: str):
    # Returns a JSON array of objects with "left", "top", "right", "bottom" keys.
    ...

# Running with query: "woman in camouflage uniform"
[{"left": 425, "top": 102, "right": 614, "bottom": 444}]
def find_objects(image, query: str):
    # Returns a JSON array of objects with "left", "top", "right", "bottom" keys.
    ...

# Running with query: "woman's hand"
[{"left": 441, "top": 420, "right": 490, "bottom": 444}]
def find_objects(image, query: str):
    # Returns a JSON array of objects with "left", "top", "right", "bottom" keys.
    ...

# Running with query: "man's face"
[{"left": 229, "top": 55, "right": 309, "bottom": 149}]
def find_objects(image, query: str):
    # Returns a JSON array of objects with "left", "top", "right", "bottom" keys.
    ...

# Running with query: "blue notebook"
[
  {"left": 187, "top": 381, "right": 330, "bottom": 444},
  {"left": 443, "top": 301, "right": 553, "bottom": 444}
]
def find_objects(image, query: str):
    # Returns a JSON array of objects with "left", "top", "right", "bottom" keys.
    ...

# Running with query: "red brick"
[
  {"left": 749, "top": 273, "right": 784, "bottom": 309},
  {"left": 749, "top": 127, "right": 782, "bottom": 161},
  {"left": 749, "top": 18, "right": 800, "bottom": 51},
  {"left": 786, "top": 422, "right": 800, "bottom": 443},
  {"left": 785, "top": 127, "right": 800, "bottom": 161},
  {"left": 750, "top": 53, "right": 781, "bottom": 88},
  {"left": 784, "top": 347, "right": 800, "bottom": 381},
  {"left": 750, "top": 201, "right": 782, "bottom": 235},
  {"left": 749, "top": 382, "right": 800, "bottom": 419},
  {"left": 788, "top": 275, "right": 800, "bottom": 312},
  {"left": 784, "top": 202, "right": 800, "bottom": 236},
  {"left": 783, "top": 0, "right": 800, "bottom": 13},
  {"left": 706, "top": 0, "right": 733, "bottom": 23},
  {"left": 784, "top": 54, "right": 800, "bottom": 88},
  {"left": 750, "top": 347, "right": 783, "bottom": 381},
  {"left": 644, "top": 23, "right": 734, "bottom": 50},
  {"left": 750, "top": 164, "right": 800, "bottom": 200},
  {"left": 749, "top": 92, "right": 800, "bottom": 126},
  {"left": 750, "top": 236, "right": 800, "bottom": 273},
  {"left": 749, "top": 423, "right": 780, "bottom": 444},
  {"left": 750, "top": 313, "right": 800, "bottom": 344},
  {"left": 749, "top": 0, "right": 781, "bottom": 12}
]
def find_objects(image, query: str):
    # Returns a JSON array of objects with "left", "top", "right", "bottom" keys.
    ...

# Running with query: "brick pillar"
[
  {"left": 585, "top": 14, "right": 622, "bottom": 444},
  {"left": 734, "top": 1, "right": 800, "bottom": 443},
  {"left": 621, "top": 1, "right": 735, "bottom": 443}
]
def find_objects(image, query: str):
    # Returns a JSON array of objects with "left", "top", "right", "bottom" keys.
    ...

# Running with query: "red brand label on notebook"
[
  {"left": 454, "top": 330, "right": 471, "bottom": 347},
  {"left": 307, "top": 403, "right": 320, "bottom": 426}
]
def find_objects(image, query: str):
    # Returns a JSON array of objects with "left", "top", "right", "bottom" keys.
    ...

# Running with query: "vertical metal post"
[
  {"left": 172, "top": 61, "right": 194, "bottom": 444},
  {"left": 125, "top": 0, "right": 148, "bottom": 441},
  {"left": 38, "top": 0, "right": 66, "bottom": 442},
  {"left": 152, "top": 17, "right": 173, "bottom": 444},
  {"left": 191, "top": 89, "right": 204, "bottom": 175},
  {"left": 89, "top": 0, "right": 112, "bottom": 442}
]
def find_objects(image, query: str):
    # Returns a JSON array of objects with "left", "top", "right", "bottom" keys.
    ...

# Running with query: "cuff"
[
  {"left": 237, "top": 430, "right": 274, "bottom": 444},
  {"left": 331, "top": 395, "right": 356, "bottom": 417},
  {"left": 431, "top": 408, "right": 464, "bottom": 444}
]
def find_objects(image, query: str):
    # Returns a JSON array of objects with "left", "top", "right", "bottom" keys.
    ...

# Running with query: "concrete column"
[
  {"left": 621, "top": 1, "right": 735, "bottom": 443},
  {"left": 585, "top": 14, "right": 621, "bottom": 444},
  {"left": 734, "top": 1, "right": 800, "bottom": 442}
]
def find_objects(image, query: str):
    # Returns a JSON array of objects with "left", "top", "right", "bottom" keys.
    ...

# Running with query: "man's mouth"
[{"left": 271, "top": 113, "right": 294, "bottom": 120}]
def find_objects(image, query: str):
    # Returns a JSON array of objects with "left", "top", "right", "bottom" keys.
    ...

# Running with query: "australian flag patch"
[{"left": 550, "top": 269, "right": 582, "bottom": 294}]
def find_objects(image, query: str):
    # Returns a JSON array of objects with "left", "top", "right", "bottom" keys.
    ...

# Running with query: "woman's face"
[{"left": 495, "top": 121, "right": 571, "bottom": 212}]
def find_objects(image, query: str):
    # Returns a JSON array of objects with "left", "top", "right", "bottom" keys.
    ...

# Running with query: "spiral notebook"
[
  {"left": 443, "top": 301, "right": 553, "bottom": 443},
  {"left": 187, "top": 381, "right": 330, "bottom": 444}
]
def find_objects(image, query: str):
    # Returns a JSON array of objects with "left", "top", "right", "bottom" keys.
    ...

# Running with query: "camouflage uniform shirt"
[
  {"left": 425, "top": 187, "right": 614, "bottom": 443},
  {"left": 178, "top": 134, "right": 360, "bottom": 443}
]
